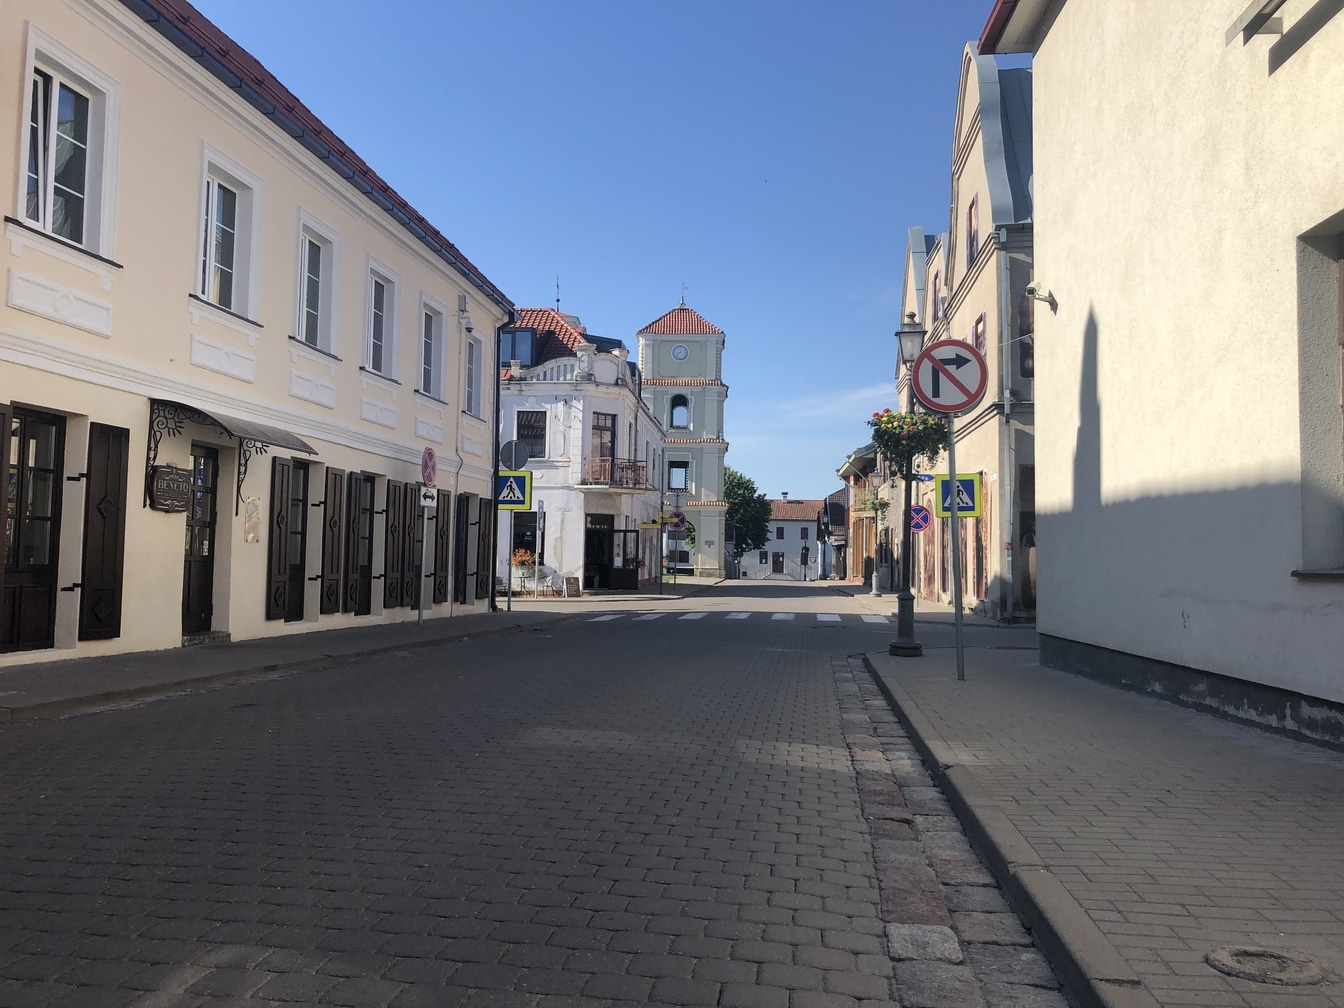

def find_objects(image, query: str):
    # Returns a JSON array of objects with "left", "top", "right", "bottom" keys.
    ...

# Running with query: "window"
[
  {"left": 366, "top": 270, "right": 396, "bottom": 376},
  {"left": 670, "top": 394, "right": 690, "bottom": 429},
  {"left": 966, "top": 196, "right": 980, "bottom": 267},
  {"left": 931, "top": 273, "right": 943, "bottom": 322},
  {"left": 668, "top": 461, "right": 689, "bottom": 490},
  {"left": 972, "top": 313, "right": 988, "bottom": 354},
  {"left": 776, "top": 527, "right": 784, "bottom": 540},
  {"left": 591, "top": 413, "right": 616, "bottom": 461},
  {"left": 500, "top": 327, "right": 536, "bottom": 368},
  {"left": 759, "top": 550, "right": 768, "bottom": 564},
  {"left": 419, "top": 304, "right": 443, "bottom": 397},
  {"left": 801, "top": 526, "right": 809, "bottom": 540},
  {"left": 22, "top": 40, "right": 118, "bottom": 254},
  {"left": 517, "top": 410, "right": 546, "bottom": 460},
  {"left": 200, "top": 177, "right": 236, "bottom": 308},
  {"left": 297, "top": 220, "right": 337, "bottom": 351},
  {"left": 465, "top": 335, "right": 483, "bottom": 416}
]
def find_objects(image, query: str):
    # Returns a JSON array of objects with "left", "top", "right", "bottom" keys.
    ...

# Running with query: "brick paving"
[{"left": 869, "top": 641, "right": 1344, "bottom": 1008}]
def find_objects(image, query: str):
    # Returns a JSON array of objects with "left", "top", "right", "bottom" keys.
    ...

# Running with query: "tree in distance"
[{"left": 724, "top": 467, "right": 770, "bottom": 556}]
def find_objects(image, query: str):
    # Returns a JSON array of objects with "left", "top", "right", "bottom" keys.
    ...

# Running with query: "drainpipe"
[
  {"left": 488, "top": 307, "right": 518, "bottom": 612},
  {"left": 997, "top": 228, "right": 1014, "bottom": 623}
]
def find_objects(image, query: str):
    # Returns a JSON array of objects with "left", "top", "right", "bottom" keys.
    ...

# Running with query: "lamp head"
[{"left": 895, "top": 311, "right": 927, "bottom": 366}]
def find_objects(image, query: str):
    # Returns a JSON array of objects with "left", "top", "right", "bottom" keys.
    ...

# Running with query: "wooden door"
[
  {"left": 1, "top": 409, "right": 64, "bottom": 651},
  {"left": 344, "top": 474, "right": 374, "bottom": 615},
  {"left": 771, "top": 552, "right": 785, "bottom": 574},
  {"left": 285, "top": 461, "right": 308, "bottom": 621},
  {"left": 78, "top": 423, "right": 128, "bottom": 640},
  {"left": 182, "top": 445, "right": 218, "bottom": 635}
]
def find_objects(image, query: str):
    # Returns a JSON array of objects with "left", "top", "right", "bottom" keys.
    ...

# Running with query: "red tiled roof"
[
  {"left": 637, "top": 305, "right": 724, "bottom": 335},
  {"left": 643, "top": 379, "right": 727, "bottom": 387},
  {"left": 129, "top": 0, "right": 511, "bottom": 312},
  {"left": 665, "top": 438, "right": 727, "bottom": 445},
  {"left": 513, "top": 307, "right": 587, "bottom": 365},
  {"left": 769, "top": 499, "right": 825, "bottom": 522}
]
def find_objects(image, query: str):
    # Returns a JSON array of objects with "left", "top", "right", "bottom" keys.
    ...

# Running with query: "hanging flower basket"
[
  {"left": 511, "top": 548, "right": 535, "bottom": 569},
  {"left": 867, "top": 409, "right": 949, "bottom": 469}
]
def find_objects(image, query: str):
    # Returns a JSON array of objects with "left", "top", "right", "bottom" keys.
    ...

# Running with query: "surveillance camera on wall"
[{"left": 1025, "top": 280, "right": 1043, "bottom": 300}]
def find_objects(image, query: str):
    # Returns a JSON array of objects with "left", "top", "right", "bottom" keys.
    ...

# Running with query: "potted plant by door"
[{"left": 511, "top": 548, "right": 535, "bottom": 590}]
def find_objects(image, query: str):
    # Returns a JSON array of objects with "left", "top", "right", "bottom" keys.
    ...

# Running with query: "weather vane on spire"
[
  {"left": 555, "top": 277, "right": 561, "bottom": 312},
  {"left": 680, "top": 283, "right": 688, "bottom": 306}
]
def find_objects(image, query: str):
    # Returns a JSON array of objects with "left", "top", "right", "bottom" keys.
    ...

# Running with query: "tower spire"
[{"left": 680, "top": 282, "right": 688, "bottom": 306}]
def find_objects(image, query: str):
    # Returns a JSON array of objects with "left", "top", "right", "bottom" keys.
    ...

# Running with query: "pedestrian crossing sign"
[
  {"left": 933, "top": 473, "right": 982, "bottom": 518},
  {"left": 496, "top": 470, "right": 531, "bottom": 510}
]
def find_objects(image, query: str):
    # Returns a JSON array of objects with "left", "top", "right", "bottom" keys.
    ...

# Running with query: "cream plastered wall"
[
  {"left": 1032, "top": 0, "right": 1344, "bottom": 698},
  {"left": 1, "top": 0, "right": 506, "bottom": 661}
]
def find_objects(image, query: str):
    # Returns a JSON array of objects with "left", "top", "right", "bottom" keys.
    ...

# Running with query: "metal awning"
[
  {"left": 146, "top": 399, "right": 317, "bottom": 514},
  {"left": 154, "top": 400, "right": 316, "bottom": 454}
]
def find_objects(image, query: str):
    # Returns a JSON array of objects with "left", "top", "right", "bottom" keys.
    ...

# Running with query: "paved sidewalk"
[{"left": 867, "top": 633, "right": 1344, "bottom": 1008}]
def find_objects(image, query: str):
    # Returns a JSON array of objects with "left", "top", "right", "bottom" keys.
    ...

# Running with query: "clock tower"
[{"left": 637, "top": 302, "right": 728, "bottom": 578}]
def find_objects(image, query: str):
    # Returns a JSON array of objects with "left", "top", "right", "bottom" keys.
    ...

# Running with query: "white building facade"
[
  {"left": 739, "top": 499, "right": 825, "bottom": 581},
  {"left": 498, "top": 309, "right": 663, "bottom": 593},
  {"left": 983, "top": 0, "right": 1344, "bottom": 740},
  {"left": 0, "top": 0, "right": 509, "bottom": 664}
]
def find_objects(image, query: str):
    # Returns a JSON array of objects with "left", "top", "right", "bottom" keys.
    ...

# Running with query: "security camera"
[
  {"left": 1025, "top": 280, "right": 1042, "bottom": 300},
  {"left": 464, "top": 322, "right": 474, "bottom": 334}
]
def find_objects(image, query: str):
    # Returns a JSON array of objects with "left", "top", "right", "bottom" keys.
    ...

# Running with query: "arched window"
[{"left": 670, "top": 394, "right": 690, "bottom": 429}]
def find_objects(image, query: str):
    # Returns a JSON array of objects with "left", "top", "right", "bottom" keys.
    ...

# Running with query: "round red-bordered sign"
[{"left": 911, "top": 339, "right": 988, "bottom": 414}]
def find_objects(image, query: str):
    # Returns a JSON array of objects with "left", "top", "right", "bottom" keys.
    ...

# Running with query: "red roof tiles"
[
  {"left": 513, "top": 307, "right": 587, "bottom": 365},
  {"left": 769, "top": 499, "right": 826, "bottom": 522},
  {"left": 637, "top": 305, "right": 724, "bottom": 336},
  {"left": 643, "top": 379, "right": 727, "bottom": 387}
]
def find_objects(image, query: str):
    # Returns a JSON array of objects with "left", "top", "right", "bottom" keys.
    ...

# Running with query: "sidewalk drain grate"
[{"left": 1205, "top": 946, "right": 1324, "bottom": 985}]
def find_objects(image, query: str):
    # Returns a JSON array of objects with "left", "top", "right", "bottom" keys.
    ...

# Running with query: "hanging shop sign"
[{"left": 148, "top": 463, "right": 191, "bottom": 513}]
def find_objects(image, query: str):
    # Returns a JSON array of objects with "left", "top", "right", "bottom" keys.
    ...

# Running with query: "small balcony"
[{"left": 580, "top": 457, "right": 653, "bottom": 493}]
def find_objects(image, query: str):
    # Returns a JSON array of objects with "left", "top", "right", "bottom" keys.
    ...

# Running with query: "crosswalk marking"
[
  {"left": 678, "top": 612, "right": 708, "bottom": 620},
  {"left": 861, "top": 614, "right": 889, "bottom": 623},
  {"left": 589, "top": 614, "right": 622, "bottom": 622},
  {"left": 633, "top": 613, "right": 664, "bottom": 621},
  {"left": 770, "top": 613, "right": 794, "bottom": 621},
  {"left": 727, "top": 612, "right": 751, "bottom": 619},
  {"left": 586, "top": 611, "right": 891, "bottom": 624},
  {"left": 817, "top": 614, "right": 841, "bottom": 622}
]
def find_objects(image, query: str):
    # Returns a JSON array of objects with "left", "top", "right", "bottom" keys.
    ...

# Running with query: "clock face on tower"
[{"left": 671, "top": 344, "right": 689, "bottom": 361}]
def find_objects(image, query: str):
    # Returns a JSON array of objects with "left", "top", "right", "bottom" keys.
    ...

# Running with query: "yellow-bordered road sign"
[
  {"left": 933, "top": 473, "right": 982, "bottom": 518},
  {"left": 497, "top": 470, "right": 531, "bottom": 510}
]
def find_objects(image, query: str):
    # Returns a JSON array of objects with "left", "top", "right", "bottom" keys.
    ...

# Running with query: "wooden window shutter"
[
  {"left": 475, "top": 497, "right": 492, "bottom": 599},
  {"left": 79, "top": 424, "right": 129, "bottom": 640},
  {"left": 320, "top": 468, "right": 345, "bottom": 614},
  {"left": 432, "top": 489, "right": 451, "bottom": 603},
  {"left": 453, "top": 492, "right": 470, "bottom": 604},
  {"left": 266, "top": 457, "right": 292, "bottom": 620},
  {"left": 0, "top": 405, "right": 9, "bottom": 608},
  {"left": 402, "top": 481, "right": 419, "bottom": 608},
  {"left": 384, "top": 480, "right": 404, "bottom": 608},
  {"left": 343, "top": 477, "right": 360, "bottom": 612}
]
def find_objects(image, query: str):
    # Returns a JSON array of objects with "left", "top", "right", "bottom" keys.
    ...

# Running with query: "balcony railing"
[{"left": 581, "top": 457, "right": 652, "bottom": 491}]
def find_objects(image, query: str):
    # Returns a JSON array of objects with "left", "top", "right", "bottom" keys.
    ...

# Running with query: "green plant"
[{"left": 867, "top": 409, "right": 948, "bottom": 469}]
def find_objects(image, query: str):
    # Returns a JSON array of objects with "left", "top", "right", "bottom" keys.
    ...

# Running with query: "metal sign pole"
[
  {"left": 946, "top": 415, "right": 965, "bottom": 681},
  {"left": 505, "top": 510, "right": 514, "bottom": 612},
  {"left": 418, "top": 501, "right": 429, "bottom": 626}
]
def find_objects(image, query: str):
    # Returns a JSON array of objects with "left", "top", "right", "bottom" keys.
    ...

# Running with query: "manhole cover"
[{"left": 1205, "top": 946, "right": 1323, "bottom": 986}]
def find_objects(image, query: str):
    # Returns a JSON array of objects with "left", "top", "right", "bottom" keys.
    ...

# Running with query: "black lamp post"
[{"left": 890, "top": 311, "right": 927, "bottom": 657}]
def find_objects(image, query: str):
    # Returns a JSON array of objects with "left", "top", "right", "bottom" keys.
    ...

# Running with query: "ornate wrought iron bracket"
[
  {"left": 145, "top": 401, "right": 221, "bottom": 508},
  {"left": 236, "top": 439, "right": 269, "bottom": 515}
]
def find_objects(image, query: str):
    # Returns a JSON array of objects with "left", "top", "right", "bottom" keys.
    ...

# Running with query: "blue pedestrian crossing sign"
[
  {"left": 497, "top": 470, "right": 531, "bottom": 510},
  {"left": 933, "top": 473, "right": 982, "bottom": 518}
]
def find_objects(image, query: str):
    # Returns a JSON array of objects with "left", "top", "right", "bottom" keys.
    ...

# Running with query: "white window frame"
[
  {"left": 668, "top": 459, "right": 691, "bottom": 492},
  {"left": 365, "top": 258, "right": 399, "bottom": 378},
  {"left": 464, "top": 332, "right": 484, "bottom": 417},
  {"left": 198, "top": 145, "right": 261, "bottom": 318},
  {"left": 294, "top": 211, "right": 339, "bottom": 353},
  {"left": 669, "top": 393, "right": 694, "bottom": 430},
  {"left": 418, "top": 295, "right": 447, "bottom": 399},
  {"left": 18, "top": 27, "right": 121, "bottom": 256}
]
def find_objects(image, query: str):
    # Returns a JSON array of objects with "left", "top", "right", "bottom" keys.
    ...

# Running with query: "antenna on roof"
[
  {"left": 555, "top": 277, "right": 561, "bottom": 312},
  {"left": 680, "top": 283, "right": 688, "bottom": 306}
]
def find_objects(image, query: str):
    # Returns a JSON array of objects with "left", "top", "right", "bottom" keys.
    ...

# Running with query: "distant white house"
[
  {"left": 497, "top": 309, "right": 663, "bottom": 593},
  {"left": 740, "top": 499, "right": 824, "bottom": 581}
]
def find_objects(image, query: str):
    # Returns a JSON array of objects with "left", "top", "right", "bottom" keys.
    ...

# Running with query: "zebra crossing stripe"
[
  {"left": 633, "top": 613, "right": 664, "bottom": 621},
  {"left": 770, "top": 613, "right": 794, "bottom": 621},
  {"left": 588, "top": 614, "right": 622, "bottom": 621},
  {"left": 678, "top": 612, "right": 708, "bottom": 620},
  {"left": 861, "top": 614, "right": 889, "bottom": 623},
  {"left": 817, "top": 614, "right": 841, "bottom": 622},
  {"left": 726, "top": 612, "right": 750, "bottom": 620}
]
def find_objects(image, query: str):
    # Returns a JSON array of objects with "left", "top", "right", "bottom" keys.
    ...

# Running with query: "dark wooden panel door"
[
  {"left": 474, "top": 497, "right": 491, "bottom": 600},
  {"left": 265, "top": 457, "right": 291, "bottom": 621},
  {"left": 320, "top": 468, "right": 344, "bottom": 614},
  {"left": 432, "top": 490, "right": 451, "bottom": 604},
  {"left": 182, "top": 445, "right": 218, "bottom": 635},
  {"left": 1, "top": 409, "right": 64, "bottom": 651},
  {"left": 453, "top": 493, "right": 470, "bottom": 605},
  {"left": 285, "top": 461, "right": 308, "bottom": 622},
  {"left": 402, "top": 482, "right": 420, "bottom": 608},
  {"left": 79, "top": 423, "right": 128, "bottom": 640},
  {"left": 384, "top": 481, "right": 404, "bottom": 608},
  {"left": 344, "top": 474, "right": 373, "bottom": 615},
  {"left": 772, "top": 552, "right": 784, "bottom": 574}
]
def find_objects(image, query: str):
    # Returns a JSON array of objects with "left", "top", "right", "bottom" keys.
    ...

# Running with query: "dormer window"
[
  {"left": 670, "top": 394, "right": 690, "bottom": 430},
  {"left": 499, "top": 327, "right": 536, "bottom": 368}
]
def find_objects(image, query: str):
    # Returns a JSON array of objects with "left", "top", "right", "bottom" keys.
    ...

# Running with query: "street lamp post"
[
  {"left": 890, "top": 312, "right": 927, "bottom": 657},
  {"left": 868, "top": 490, "right": 884, "bottom": 597}
]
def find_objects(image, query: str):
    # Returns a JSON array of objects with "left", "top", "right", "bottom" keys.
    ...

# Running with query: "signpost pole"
[
  {"left": 946, "top": 417, "right": 965, "bottom": 681},
  {"left": 505, "top": 510, "right": 514, "bottom": 612},
  {"left": 535, "top": 500, "right": 544, "bottom": 600},
  {"left": 417, "top": 493, "right": 429, "bottom": 626}
]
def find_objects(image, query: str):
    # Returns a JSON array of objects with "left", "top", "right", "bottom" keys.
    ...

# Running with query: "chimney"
[{"left": 781, "top": 492, "right": 789, "bottom": 502}]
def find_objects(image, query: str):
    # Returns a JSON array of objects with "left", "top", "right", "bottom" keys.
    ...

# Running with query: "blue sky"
[{"left": 191, "top": 0, "right": 1000, "bottom": 502}]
